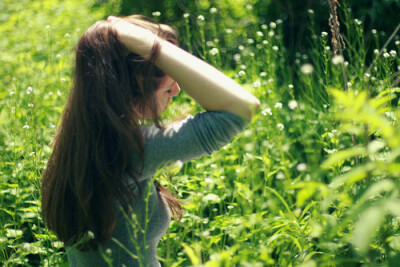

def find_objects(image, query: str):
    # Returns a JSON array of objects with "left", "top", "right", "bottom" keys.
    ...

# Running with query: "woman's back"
[
  {"left": 41, "top": 14, "right": 259, "bottom": 267},
  {"left": 66, "top": 111, "right": 248, "bottom": 266}
]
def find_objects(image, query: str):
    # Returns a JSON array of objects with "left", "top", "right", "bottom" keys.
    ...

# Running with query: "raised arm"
[{"left": 108, "top": 16, "right": 260, "bottom": 121}]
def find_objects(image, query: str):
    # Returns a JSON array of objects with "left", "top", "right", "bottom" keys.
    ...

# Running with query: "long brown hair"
[{"left": 41, "top": 15, "right": 182, "bottom": 249}]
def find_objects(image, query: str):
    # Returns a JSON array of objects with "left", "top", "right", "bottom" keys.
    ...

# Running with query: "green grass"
[{"left": 1, "top": 0, "right": 400, "bottom": 266}]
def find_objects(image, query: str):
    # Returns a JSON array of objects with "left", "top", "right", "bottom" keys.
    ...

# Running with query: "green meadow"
[{"left": 1, "top": 0, "right": 400, "bottom": 266}]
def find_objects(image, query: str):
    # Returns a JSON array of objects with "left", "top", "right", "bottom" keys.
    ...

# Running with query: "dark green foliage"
[{"left": 1, "top": 0, "right": 400, "bottom": 266}]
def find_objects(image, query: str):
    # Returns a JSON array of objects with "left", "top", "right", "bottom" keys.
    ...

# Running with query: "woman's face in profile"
[{"left": 154, "top": 75, "right": 180, "bottom": 115}]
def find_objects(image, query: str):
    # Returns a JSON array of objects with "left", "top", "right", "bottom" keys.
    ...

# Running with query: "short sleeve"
[{"left": 132, "top": 110, "right": 249, "bottom": 180}]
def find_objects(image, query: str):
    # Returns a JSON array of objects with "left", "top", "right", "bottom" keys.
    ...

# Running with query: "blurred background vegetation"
[
  {"left": 114, "top": 0, "right": 400, "bottom": 60},
  {"left": 1, "top": 0, "right": 400, "bottom": 265}
]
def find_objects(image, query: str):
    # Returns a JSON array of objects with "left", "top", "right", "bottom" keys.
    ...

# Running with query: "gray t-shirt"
[{"left": 67, "top": 111, "right": 248, "bottom": 266}]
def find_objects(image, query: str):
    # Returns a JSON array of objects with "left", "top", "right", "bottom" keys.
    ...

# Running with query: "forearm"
[
  {"left": 114, "top": 18, "right": 260, "bottom": 120},
  {"left": 155, "top": 40, "right": 260, "bottom": 120}
]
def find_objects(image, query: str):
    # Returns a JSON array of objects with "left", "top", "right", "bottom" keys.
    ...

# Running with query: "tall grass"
[{"left": 1, "top": 0, "right": 400, "bottom": 266}]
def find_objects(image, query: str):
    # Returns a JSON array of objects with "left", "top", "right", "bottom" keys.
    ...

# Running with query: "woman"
[{"left": 41, "top": 15, "right": 260, "bottom": 266}]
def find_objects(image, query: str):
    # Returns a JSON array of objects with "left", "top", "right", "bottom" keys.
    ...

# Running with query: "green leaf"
[
  {"left": 356, "top": 180, "right": 396, "bottom": 207},
  {"left": 296, "top": 186, "right": 317, "bottom": 207},
  {"left": 182, "top": 243, "right": 201, "bottom": 265},
  {"left": 321, "top": 146, "right": 367, "bottom": 169},
  {"left": 0, "top": 208, "right": 15, "bottom": 217},
  {"left": 265, "top": 186, "right": 296, "bottom": 221},
  {"left": 352, "top": 206, "right": 384, "bottom": 254},
  {"left": 5, "top": 229, "right": 23, "bottom": 238},
  {"left": 329, "top": 163, "right": 374, "bottom": 188}
]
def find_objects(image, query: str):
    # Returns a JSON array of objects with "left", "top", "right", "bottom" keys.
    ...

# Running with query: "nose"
[{"left": 170, "top": 82, "right": 180, "bottom": 97}]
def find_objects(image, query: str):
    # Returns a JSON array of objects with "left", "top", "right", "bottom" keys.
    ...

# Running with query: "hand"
[{"left": 107, "top": 16, "right": 157, "bottom": 57}]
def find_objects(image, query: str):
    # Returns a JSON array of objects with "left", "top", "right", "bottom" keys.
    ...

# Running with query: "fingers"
[{"left": 107, "top": 16, "right": 119, "bottom": 23}]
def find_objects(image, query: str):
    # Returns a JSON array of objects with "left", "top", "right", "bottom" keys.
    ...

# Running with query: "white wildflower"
[
  {"left": 321, "top": 31, "right": 328, "bottom": 37},
  {"left": 300, "top": 63, "right": 314, "bottom": 75},
  {"left": 270, "top": 22, "right": 276, "bottom": 29},
  {"left": 347, "top": 82, "right": 352, "bottom": 87},
  {"left": 27, "top": 86, "right": 33, "bottom": 94},
  {"left": 276, "top": 172, "right": 285, "bottom": 180},
  {"left": 246, "top": 4, "right": 253, "bottom": 10},
  {"left": 272, "top": 46, "right": 279, "bottom": 51},
  {"left": 324, "top": 46, "right": 330, "bottom": 51},
  {"left": 210, "top": 7, "right": 217, "bottom": 14},
  {"left": 87, "top": 231, "right": 94, "bottom": 239},
  {"left": 238, "top": 70, "right": 246, "bottom": 77},
  {"left": 268, "top": 78, "right": 274, "bottom": 83},
  {"left": 296, "top": 163, "right": 307, "bottom": 172},
  {"left": 364, "top": 73, "right": 370, "bottom": 79},
  {"left": 261, "top": 24, "right": 267, "bottom": 29},
  {"left": 183, "top": 13, "right": 190, "bottom": 18},
  {"left": 276, "top": 19, "right": 283, "bottom": 24},
  {"left": 288, "top": 100, "right": 298, "bottom": 110},
  {"left": 247, "top": 38, "right": 254, "bottom": 44},
  {"left": 23, "top": 125, "right": 29, "bottom": 129},
  {"left": 226, "top": 29, "right": 233, "bottom": 34},
  {"left": 238, "top": 45, "right": 244, "bottom": 50},
  {"left": 233, "top": 54, "right": 241, "bottom": 62},
  {"left": 45, "top": 25, "right": 50, "bottom": 29},
  {"left": 260, "top": 72, "right": 267, "bottom": 77},
  {"left": 282, "top": 144, "right": 290, "bottom": 152},
  {"left": 390, "top": 50, "right": 397, "bottom": 57},
  {"left": 256, "top": 31, "right": 264, "bottom": 37},
  {"left": 288, "top": 84, "right": 294, "bottom": 89},
  {"left": 197, "top": 15, "right": 205, "bottom": 25},
  {"left": 263, "top": 40, "right": 269, "bottom": 45},
  {"left": 374, "top": 49, "right": 379, "bottom": 55},
  {"left": 383, "top": 52, "right": 390, "bottom": 58},
  {"left": 274, "top": 102, "right": 283, "bottom": 109},
  {"left": 277, "top": 123, "right": 284, "bottom": 131},
  {"left": 209, "top": 48, "right": 219, "bottom": 56},
  {"left": 354, "top": 19, "right": 362, "bottom": 25},
  {"left": 372, "top": 29, "right": 377, "bottom": 34},
  {"left": 261, "top": 108, "right": 272, "bottom": 116},
  {"left": 268, "top": 31, "right": 275, "bottom": 37},
  {"left": 253, "top": 81, "right": 261, "bottom": 88},
  {"left": 152, "top": 11, "right": 161, "bottom": 17},
  {"left": 332, "top": 55, "right": 344, "bottom": 65},
  {"left": 308, "top": 9, "right": 314, "bottom": 15}
]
